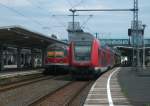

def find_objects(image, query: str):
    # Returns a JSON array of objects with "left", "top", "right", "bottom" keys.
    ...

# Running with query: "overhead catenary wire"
[
  {"left": 66, "top": 0, "right": 85, "bottom": 9},
  {"left": 25, "top": 0, "right": 52, "bottom": 29},
  {"left": 0, "top": 2, "right": 44, "bottom": 26},
  {"left": 85, "top": 26, "right": 94, "bottom": 33},
  {"left": 80, "top": 15, "right": 93, "bottom": 29},
  {"left": 26, "top": 0, "right": 92, "bottom": 31},
  {"left": 65, "top": 0, "right": 73, "bottom": 8},
  {"left": 51, "top": 13, "right": 95, "bottom": 31},
  {"left": 72, "top": 0, "right": 85, "bottom": 9},
  {"left": 25, "top": 0, "right": 67, "bottom": 29},
  {"left": 30, "top": 0, "right": 92, "bottom": 30}
]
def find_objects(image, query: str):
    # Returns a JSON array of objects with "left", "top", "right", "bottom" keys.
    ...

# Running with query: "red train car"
[
  {"left": 69, "top": 31, "right": 120, "bottom": 78},
  {"left": 44, "top": 43, "right": 69, "bottom": 74}
]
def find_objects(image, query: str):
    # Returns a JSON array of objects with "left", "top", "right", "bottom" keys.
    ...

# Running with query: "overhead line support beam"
[
  {"left": 69, "top": 8, "right": 137, "bottom": 31},
  {"left": 69, "top": 9, "right": 138, "bottom": 12}
]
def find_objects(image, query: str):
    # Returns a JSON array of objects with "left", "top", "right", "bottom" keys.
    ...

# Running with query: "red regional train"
[
  {"left": 44, "top": 43, "right": 69, "bottom": 74},
  {"left": 69, "top": 31, "right": 120, "bottom": 78}
]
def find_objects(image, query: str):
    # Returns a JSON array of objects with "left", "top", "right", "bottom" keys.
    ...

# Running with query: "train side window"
[
  {"left": 98, "top": 48, "right": 101, "bottom": 64},
  {"left": 101, "top": 51, "right": 104, "bottom": 66},
  {"left": 103, "top": 51, "right": 107, "bottom": 65}
]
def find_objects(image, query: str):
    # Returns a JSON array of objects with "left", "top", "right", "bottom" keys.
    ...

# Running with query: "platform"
[
  {"left": 0, "top": 69, "right": 44, "bottom": 79},
  {"left": 118, "top": 67, "right": 150, "bottom": 106},
  {"left": 84, "top": 67, "right": 131, "bottom": 106}
]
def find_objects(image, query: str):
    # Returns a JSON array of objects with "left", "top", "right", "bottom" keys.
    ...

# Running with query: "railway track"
[
  {"left": 0, "top": 73, "right": 70, "bottom": 92},
  {"left": 0, "top": 75, "right": 53, "bottom": 92},
  {"left": 0, "top": 74, "right": 71, "bottom": 106},
  {"left": 30, "top": 80, "right": 94, "bottom": 106}
]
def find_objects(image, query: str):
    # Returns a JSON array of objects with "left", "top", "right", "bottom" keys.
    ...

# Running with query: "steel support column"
[
  {"left": 31, "top": 48, "right": 35, "bottom": 68},
  {"left": 0, "top": 45, "right": 4, "bottom": 71},
  {"left": 142, "top": 25, "right": 146, "bottom": 69},
  {"left": 17, "top": 48, "right": 21, "bottom": 69},
  {"left": 42, "top": 48, "right": 46, "bottom": 68}
]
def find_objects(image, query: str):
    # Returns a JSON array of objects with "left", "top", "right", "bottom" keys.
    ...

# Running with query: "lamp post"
[{"left": 142, "top": 24, "right": 146, "bottom": 69}]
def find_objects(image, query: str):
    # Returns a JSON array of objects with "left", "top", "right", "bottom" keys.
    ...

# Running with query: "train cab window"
[
  {"left": 47, "top": 50, "right": 64, "bottom": 58},
  {"left": 74, "top": 41, "right": 91, "bottom": 61},
  {"left": 47, "top": 47, "right": 65, "bottom": 58}
]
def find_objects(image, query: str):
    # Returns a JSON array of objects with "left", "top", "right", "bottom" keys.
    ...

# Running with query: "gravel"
[{"left": 0, "top": 78, "right": 70, "bottom": 106}]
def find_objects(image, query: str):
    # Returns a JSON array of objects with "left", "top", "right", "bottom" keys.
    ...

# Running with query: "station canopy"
[{"left": 0, "top": 26, "right": 67, "bottom": 49}]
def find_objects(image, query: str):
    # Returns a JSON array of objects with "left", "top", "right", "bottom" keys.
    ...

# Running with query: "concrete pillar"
[
  {"left": 128, "top": 55, "right": 132, "bottom": 66},
  {"left": 42, "top": 48, "right": 46, "bottom": 67},
  {"left": 23, "top": 53, "right": 25, "bottom": 66},
  {"left": 17, "top": 48, "right": 21, "bottom": 69},
  {"left": 31, "top": 48, "right": 34, "bottom": 68},
  {"left": 6, "top": 51, "right": 9, "bottom": 65},
  {"left": 0, "top": 45, "right": 4, "bottom": 71}
]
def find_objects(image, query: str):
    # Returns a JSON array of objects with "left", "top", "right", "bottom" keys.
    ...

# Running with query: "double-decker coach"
[
  {"left": 44, "top": 43, "right": 69, "bottom": 74},
  {"left": 69, "top": 31, "right": 120, "bottom": 78}
]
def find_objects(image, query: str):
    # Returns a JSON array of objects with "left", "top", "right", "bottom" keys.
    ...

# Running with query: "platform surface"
[
  {"left": 118, "top": 67, "right": 150, "bottom": 106},
  {"left": 84, "top": 67, "right": 132, "bottom": 106},
  {"left": 0, "top": 69, "right": 44, "bottom": 79}
]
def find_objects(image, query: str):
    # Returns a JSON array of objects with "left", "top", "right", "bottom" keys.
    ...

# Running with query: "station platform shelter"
[{"left": 0, "top": 26, "right": 67, "bottom": 71}]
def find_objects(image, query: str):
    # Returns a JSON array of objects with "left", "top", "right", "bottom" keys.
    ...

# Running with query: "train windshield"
[
  {"left": 47, "top": 47, "right": 66, "bottom": 58},
  {"left": 74, "top": 41, "right": 91, "bottom": 61},
  {"left": 47, "top": 51, "right": 64, "bottom": 58}
]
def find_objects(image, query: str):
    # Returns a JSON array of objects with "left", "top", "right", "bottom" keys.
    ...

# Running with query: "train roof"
[
  {"left": 69, "top": 31, "right": 95, "bottom": 42},
  {"left": 47, "top": 43, "right": 68, "bottom": 49}
]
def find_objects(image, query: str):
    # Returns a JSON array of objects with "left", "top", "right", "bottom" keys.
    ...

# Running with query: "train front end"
[
  {"left": 71, "top": 41, "right": 92, "bottom": 67},
  {"left": 44, "top": 43, "right": 69, "bottom": 74},
  {"left": 69, "top": 32, "right": 100, "bottom": 77}
]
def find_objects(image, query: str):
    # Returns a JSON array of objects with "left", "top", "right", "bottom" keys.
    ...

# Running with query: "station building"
[{"left": 0, "top": 26, "right": 67, "bottom": 71}]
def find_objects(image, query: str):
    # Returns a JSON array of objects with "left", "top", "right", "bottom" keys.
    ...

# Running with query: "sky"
[{"left": 0, "top": 0, "right": 149, "bottom": 40}]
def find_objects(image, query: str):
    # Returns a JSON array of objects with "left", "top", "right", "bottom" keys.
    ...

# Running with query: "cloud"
[
  {"left": 0, "top": 0, "right": 31, "bottom": 7},
  {"left": 0, "top": 0, "right": 149, "bottom": 39}
]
